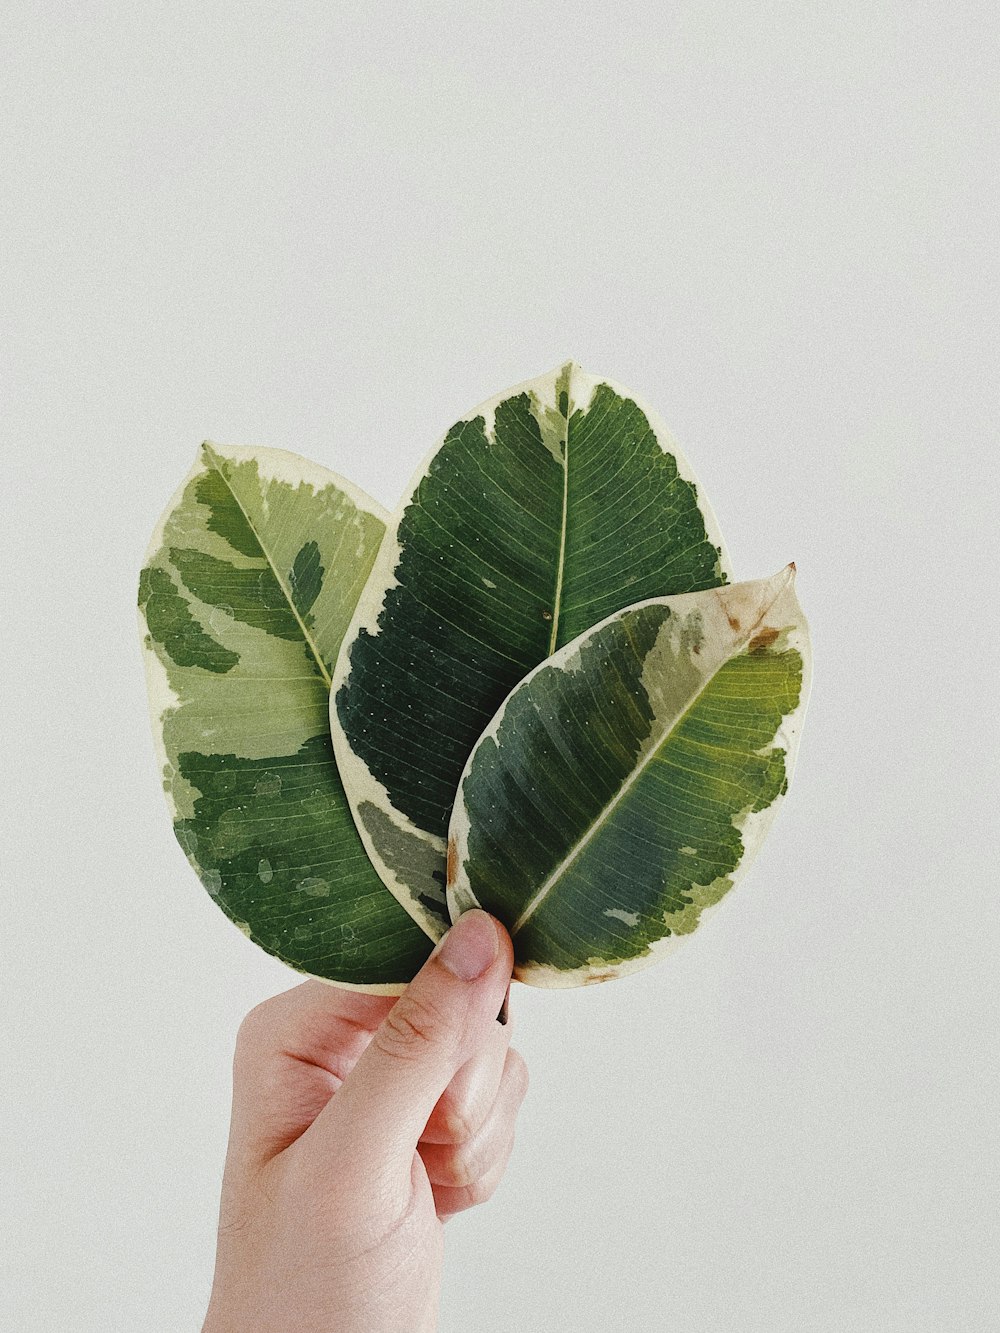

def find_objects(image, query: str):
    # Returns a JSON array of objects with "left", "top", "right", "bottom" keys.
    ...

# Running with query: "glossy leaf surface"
[
  {"left": 138, "top": 443, "right": 435, "bottom": 990},
  {"left": 448, "top": 568, "right": 811, "bottom": 987},
  {"left": 332, "top": 363, "right": 732, "bottom": 931}
]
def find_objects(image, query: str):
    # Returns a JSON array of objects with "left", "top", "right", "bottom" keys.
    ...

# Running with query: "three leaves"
[{"left": 138, "top": 363, "right": 811, "bottom": 993}]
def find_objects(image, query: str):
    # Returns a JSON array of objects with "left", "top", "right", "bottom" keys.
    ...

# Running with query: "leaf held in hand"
[
  {"left": 331, "top": 362, "right": 733, "bottom": 931},
  {"left": 446, "top": 568, "right": 812, "bottom": 987},
  {"left": 138, "top": 443, "right": 436, "bottom": 991}
]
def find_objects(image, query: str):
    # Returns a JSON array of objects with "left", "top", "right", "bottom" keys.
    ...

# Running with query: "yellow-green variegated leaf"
[
  {"left": 138, "top": 443, "right": 437, "bottom": 992},
  {"left": 447, "top": 567, "right": 811, "bottom": 987},
  {"left": 331, "top": 362, "right": 733, "bottom": 933}
]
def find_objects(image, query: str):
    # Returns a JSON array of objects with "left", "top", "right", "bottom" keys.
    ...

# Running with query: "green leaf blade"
[
  {"left": 332, "top": 363, "right": 732, "bottom": 930},
  {"left": 559, "top": 382, "right": 726, "bottom": 642},
  {"left": 447, "top": 568, "right": 811, "bottom": 987},
  {"left": 138, "top": 443, "right": 436, "bottom": 991}
]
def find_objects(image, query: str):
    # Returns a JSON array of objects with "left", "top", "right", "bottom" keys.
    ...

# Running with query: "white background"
[{"left": 3, "top": 4, "right": 998, "bottom": 1330}]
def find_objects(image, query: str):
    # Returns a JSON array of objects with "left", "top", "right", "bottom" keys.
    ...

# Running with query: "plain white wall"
[{"left": 3, "top": 3, "right": 998, "bottom": 1330}]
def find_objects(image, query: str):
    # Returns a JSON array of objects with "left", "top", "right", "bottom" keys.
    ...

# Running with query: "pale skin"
[{"left": 202, "top": 909, "right": 526, "bottom": 1333}]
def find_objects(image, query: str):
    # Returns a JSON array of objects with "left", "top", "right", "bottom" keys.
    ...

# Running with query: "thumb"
[{"left": 316, "top": 910, "right": 513, "bottom": 1169}]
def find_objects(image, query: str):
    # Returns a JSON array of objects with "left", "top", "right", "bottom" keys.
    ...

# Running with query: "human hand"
[{"left": 202, "top": 909, "right": 526, "bottom": 1333}]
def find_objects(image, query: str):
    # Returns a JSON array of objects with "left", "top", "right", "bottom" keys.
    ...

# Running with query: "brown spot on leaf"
[
  {"left": 727, "top": 613, "right": 741, "bottom": 631},
  {"left": 446, "top": 837, "right": 458, "bottom": 886},
  {"left": 541, "top": 608, "right": 553, "bottom": 621},
  {"left": 749, "top": 626, "right": 780, "bottom": 652},
  {"left": 584, "top": 970, "right": 617, "bottom": 985}
]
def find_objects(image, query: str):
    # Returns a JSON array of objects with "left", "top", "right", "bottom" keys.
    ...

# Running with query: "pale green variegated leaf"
[
  {"left": 138, "top": 442, "right": 436, "bottom": 992},
  {"left": 331, "top": 362, "right": 733, "bottom": 932},
  {"left": 447, "top": 567, "right": 811, "bottom": 987}
]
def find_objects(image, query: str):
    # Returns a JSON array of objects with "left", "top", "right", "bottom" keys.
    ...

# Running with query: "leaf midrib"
[
  {"left": 510, "top": 587, "right": 785, "bottom": 937},
  {"left": 202, "top": 444, "right": 332, "bottom": 690},
  {"left": 546, "top": 377, "right": 571, "bottom": 655}
]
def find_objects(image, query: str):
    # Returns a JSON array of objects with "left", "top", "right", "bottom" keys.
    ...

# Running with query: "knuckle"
[
  {"left": 438, "top": 1096, "right": 477, "bottom": 1146},
  {"left": 507, "top": 1048, "right": 529, "bottom": 1101},
  {"left": 445, "top": 1125, "right": 513, "bottom": 1190},
  {"left": 466, "top": 1172, "right": 499, "bottom": 1205},
  {"left": 375, "top": 995, "right": 452, "bottom": 1062},
  {"left": 234, "top": 1001, "right": 272, "bottom": 1056},
  {"left": 443, "top": 1141, "right": 482, "bottom": 1189}
]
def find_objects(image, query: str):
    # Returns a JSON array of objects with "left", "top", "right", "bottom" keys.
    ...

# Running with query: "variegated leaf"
[
  {"left": 331, "top": 362, "right": 733, "bottom": 932},
  {"left": 138, "top": 443, "right": 436, "bottom": 992},
  {"left": 447, "top": 568, "right": 811, "bottom": 987}
]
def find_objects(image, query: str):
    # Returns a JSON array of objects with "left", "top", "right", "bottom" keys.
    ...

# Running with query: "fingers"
[
  {"left": 420, "top": 1011, "right": 512, "bottom": 1145},
  {"left": 306, "top": 911, "right": 514, "bottom": 1173},
  {"left": 228, "top": 980, "right": 395, "bottom": 1163},
  {"left": 432, "top": 1148, "right": 513, "bottom": 1220},
  {"left": 418, "top": 1047, "right": 528, "bottom": 1204},
  {"left": 426, "top": 1047, "right": 528, "bottom": 1219}
]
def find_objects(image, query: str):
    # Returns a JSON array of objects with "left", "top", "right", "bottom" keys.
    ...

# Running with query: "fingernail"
[
  {"left": 496, "top": 984, "right": 510, "bottom": 1026},
  {"left": 436, "top": 910, "right": 500, "bottom": 981}
]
